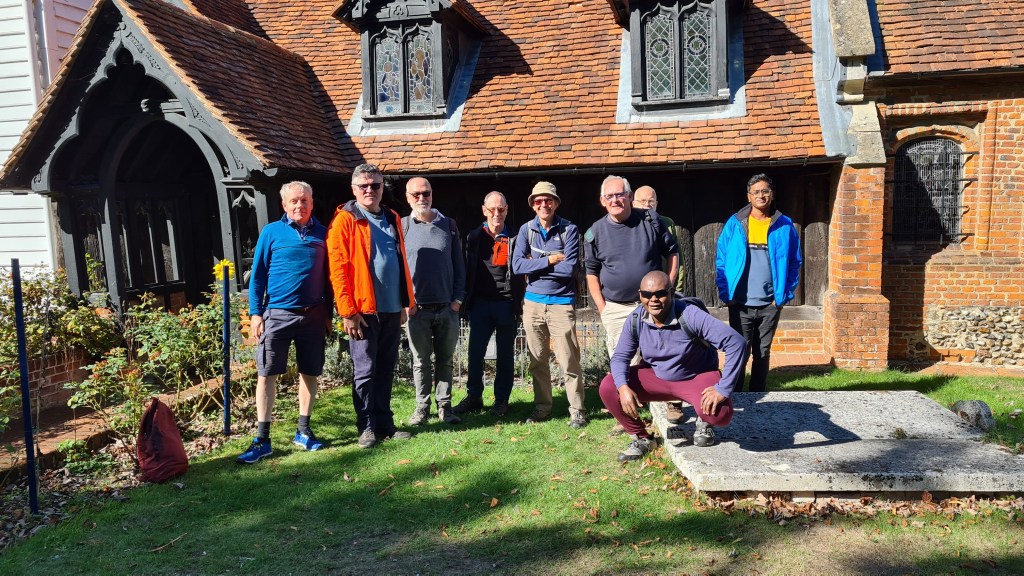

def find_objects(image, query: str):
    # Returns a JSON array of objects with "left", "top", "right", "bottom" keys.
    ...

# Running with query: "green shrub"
[
  {"left": 56, "top": 439, "right": 115, "bottom": 476},
  {"left": 66, "top": 347, "right": 157, "bottom": 448}
]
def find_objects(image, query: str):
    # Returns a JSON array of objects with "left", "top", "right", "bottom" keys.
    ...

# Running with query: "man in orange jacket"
[{"left": 327, "top": 164, "right": 417, "bottom": 449}]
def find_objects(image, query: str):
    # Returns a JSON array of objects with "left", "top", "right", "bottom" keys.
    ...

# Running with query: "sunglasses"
[
  {"left": 639, "top": 288, "right": 671, "bottom": 299},
  {"left": 408, "top": 191, "right": 431, "bottom": 199},
  {"left": 354, "top": 182, "right": 382, "bottom": 191},
  {"left": 484, "top": 206, "right": 508, "bottom": 214},
  {"left": 532, "top": 198, "right": 555, "bottom": 206}
]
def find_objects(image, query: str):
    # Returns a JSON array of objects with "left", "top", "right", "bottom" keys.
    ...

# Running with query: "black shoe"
[
  {"left": 452, "top": 395, "right": 484, "bottom": 415},
  {"left": 383, "top": 430, "right": 413, "bottom": 441},
  {"left": 488, "top": 401, "right": 509, "bottom": 417},
  {"left": 525, "top": 409, "right": 550, "bottom": 424}
]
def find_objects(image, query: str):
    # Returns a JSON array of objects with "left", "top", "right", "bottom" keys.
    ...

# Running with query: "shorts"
[{"left": 257, "top": 304, "right": 328, "bottom": 377}]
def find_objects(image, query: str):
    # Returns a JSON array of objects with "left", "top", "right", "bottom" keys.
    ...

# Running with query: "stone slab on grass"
[{"left": 651, "top": 391, "right": 1024, "bottom": 495}]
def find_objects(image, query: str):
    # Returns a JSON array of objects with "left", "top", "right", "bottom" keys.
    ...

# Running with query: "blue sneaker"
[
  {"left": 237, "top": 438, "right": 272, "bottom": 464},
  {"left": 293, "top": 430, "right": 324, "bottom": 451}
]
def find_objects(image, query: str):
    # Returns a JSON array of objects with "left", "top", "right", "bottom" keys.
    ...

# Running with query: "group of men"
[{"left": 237, "top": 166, "right": 802, "bottom": 464}]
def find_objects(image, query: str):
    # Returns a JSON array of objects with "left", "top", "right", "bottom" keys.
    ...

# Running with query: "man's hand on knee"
[
  {"left": 618, "top": 385, "right": 643, "bottom": 420},
  {"left": 700, "top": 386, "right": 726, "bottom": 417}
]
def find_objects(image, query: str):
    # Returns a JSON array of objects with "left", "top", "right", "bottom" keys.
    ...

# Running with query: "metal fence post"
[
  {"left": 222, "top": 264, "right": 231, "bottom": 436},
  {"left": 12, "top": 259, "right": 39, "bottom": 514}
]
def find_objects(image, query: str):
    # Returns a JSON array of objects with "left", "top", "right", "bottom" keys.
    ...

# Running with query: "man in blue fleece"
[
  {"left": 715, "top": 174, "right": 802, "bottom": 392},
  {"left": 598, "top": 271, "right": 747, "bottom": 462},
  {"left": 511, "top": 181, "right": 587, "bottom": 428},
  {"left": 238, "top": 181, "right": 332, "bottom": 464}
]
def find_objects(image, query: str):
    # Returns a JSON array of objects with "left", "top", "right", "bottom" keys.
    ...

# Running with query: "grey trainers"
[
  {"left": 439, "top": 406, "right": 462, "bottom": 424},
  {"left": 357, "top": 429, "right": 378, "bottom": 449},
  {"left": 617, "top": 435, "right": 655, "bottom": 462},
  {"left": 568, "top": 413, "right": 588, "bottom": 429},
  {"left": 385, "top": 430, "right": 413, "bottom": 441},
  {"left": 408, "top": 404, "right": 430, "bottom": 426},
  {"left": 694, "top": 420, "right": 717, "bottom": 447}
]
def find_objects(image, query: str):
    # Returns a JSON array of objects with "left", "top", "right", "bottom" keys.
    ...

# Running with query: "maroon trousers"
[{"left": 599, "top": 367, "right": 734, "bottom": 438}]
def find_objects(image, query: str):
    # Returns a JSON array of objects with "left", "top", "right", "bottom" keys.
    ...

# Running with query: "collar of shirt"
[
  {"left": 531, "top": 215, "right": 563, "bottom": 239},
  {"left": 284, "top": 214, "right": 317, "bottom": 238},
  {"left": 483, "top": 222, "right": 508, "bottom": 238},
  {"left": 639, "top": 306, "right": 680, "bottom": 328}
]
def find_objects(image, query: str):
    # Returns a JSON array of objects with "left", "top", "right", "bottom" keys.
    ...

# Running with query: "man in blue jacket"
[
  {"left": 599, "top": 271, "right": 747, "bottom": 461},
  {"left": 715, "top": 174, "right": 802, "bottom": 392},
  {"left": 511, "top": 181, "right": 587, "bottom": 428},
  {"left": 239, "top": 181, "right": 332, "bottom": 463}
]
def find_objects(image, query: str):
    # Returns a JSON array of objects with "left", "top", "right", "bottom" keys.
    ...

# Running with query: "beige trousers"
[
  {"left": 522, "top": 300, "right": 585, "bottom": 418},
  {"left": 600, "top": 300, "right": 642, "bottom": 364}
]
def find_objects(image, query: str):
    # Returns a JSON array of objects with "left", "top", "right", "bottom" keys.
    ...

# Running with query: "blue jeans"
[
  {"left": 349, "top": 312, "right": 402, "bottom": 434},
  {"left": 466, "top": 299, "right": 517, "bottom": 403},
  {"left": 406, "top": 305, "right": 460, "bottom": 408}
]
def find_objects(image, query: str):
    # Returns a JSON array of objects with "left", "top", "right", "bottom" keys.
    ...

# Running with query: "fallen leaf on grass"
[
  {"left": 510, "top": 437, "right": 519, "bottom": 442},
  {"left": 531, "top": 510, "right": 541, "bottom": 516},
  {"left": 343, "top": 472, "right": 353, "bottom": 482},
  {"left": 510, "top": 488, "right": 519, "bottom": 495},
  {"left": 378, "top": 483, "right": 396, "bottom": 496},
  {"left": 397, "top": 459, "right": 412, "bottom": 465},
  {"left": 481, "top": 439, "right": 493, "bottom": 444},
  {"left": 550, "top": 475, "right": 564, "bottom": 482},
  {"left": 429, "top": 463, "right": 439, "bottom": 477},
  {"left": 450, "top": 449, "right": 459, "bottom": 456},
  {"left": 490, "top": 498, "right": 500, "bottom": 508}
]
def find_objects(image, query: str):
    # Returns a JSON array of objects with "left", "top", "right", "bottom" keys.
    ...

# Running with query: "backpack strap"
[
  {"left": 677, "top": 304, "right": 711, "bottom": 350},
  {"left": 402, "top": 215, "right": 411, "bottom": 237}
]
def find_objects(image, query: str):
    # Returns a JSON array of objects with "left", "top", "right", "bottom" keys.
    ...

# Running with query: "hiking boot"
[
  {"left": 694, "top": 420, "right": 717, "bottom": 447},
  {"left": 568, "top": 413, "right": 588, "bottom": 429},
  {"left": 408, "top": 404, "right": 430, "bottom": 426},
  {"left": 452, "top": 395, "right": 484, "bottom": 415},
  {"left": 488, "top": 400, "right": 510, "bottom": 418},
  {"left": 237, "top": 438, "right": 272, "bottom": 464},
  {"left": 617, "top": 435, "right": 655, "bottom": 463},
  {"left": 664, "top": 402, "right": 685, "bottom": 424},
  {"left": 525, "top": 409, "right": 551, "bottom": 424},
  {"left": 439, "top": 406, "right": 462, "bottom": 425},
  {"left": 665, "top": 425, "right": 690, "bottom": 447},
  {"left": 357, "top": 429, "right": 379, "bottom": 449},
  {"left": 293, "top": 430, "right": 324, "bottom": 451}
]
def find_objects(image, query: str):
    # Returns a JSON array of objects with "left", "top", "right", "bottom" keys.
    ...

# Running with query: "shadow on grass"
[{"left": 769, "top": 368, "right": 957, "bottom": 396}]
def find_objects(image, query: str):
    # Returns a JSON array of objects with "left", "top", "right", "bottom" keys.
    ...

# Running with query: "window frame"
[
  {"left": 629, "top": 0, "right": 730, "bottom": 110},
  {"left": 891, "top": 137, "right": 968, "bottom": 245}
]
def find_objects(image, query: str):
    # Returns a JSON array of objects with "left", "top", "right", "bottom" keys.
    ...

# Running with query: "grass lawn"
[{"left": 1, "top": 369, "right": 1022, "bottom": 575}]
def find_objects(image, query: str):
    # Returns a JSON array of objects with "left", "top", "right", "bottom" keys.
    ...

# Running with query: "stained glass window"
[
  {"left": 374, "top": 34, "right": 401, "bottom": 116},
  {"left": 407, "top": 31, "right": 433, "bottom": 114}
]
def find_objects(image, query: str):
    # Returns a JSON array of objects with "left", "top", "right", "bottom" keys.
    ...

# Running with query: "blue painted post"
[
  {"left": 222, "top": 264, "right": 231, "bottom": 436},
  {"left": 12, "top": 259, "right": 39, "bottom": 514}
]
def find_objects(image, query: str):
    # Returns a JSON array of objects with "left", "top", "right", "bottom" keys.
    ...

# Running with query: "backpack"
[
  {"left": 630, "top": 296, "right": 711, "bottom": 350},
  {"left": 137, "top": 398, "right": 189, "bottom": 483},
  {"left": 402, "top": 213, "right": 458, "bottom": 241},
  {"left": 527, "top": 224, "right": 587, "bottom": 308}
]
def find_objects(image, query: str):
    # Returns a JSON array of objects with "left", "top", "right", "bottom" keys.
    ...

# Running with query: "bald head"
[
  {"left": 405, "top": 177, "right": 433, "bottom": 219},
  {"left": 641, "top": 270, "right": 670, "bottom": 292},
  {"left": 633, "top": 186, "right": 658, "bottom": 210}
]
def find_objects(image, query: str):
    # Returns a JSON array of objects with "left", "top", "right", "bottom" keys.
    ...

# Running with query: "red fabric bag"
[{"left": 137, "top": 398, "right": 189, "bottom": 483}]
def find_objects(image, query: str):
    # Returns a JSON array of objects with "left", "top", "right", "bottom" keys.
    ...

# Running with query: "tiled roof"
[
  {"left": 876, "top": 1, "right": 1024, "bottom": 75},
  {"left": 122, "top": 0, "right": 350, "bottom": 172},
  {"left": 182, "top": 0, "right": 264, "bottom": 36},
  {"left": 251, "top": 0, "right": 829, "bottom": 173}
]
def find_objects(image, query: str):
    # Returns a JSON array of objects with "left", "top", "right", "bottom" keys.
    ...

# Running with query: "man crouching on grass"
[{"left": 598, "top": 271, "right": 748, "bottom": 462}]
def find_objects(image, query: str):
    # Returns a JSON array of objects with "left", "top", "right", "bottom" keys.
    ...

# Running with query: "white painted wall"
[{"left": 0, "top": 0, "right": 90, "bottom": 270}]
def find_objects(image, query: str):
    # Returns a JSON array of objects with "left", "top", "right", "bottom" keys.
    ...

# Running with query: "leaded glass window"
[
  {"left": 892, "top": 138, "right": 967, "bottom": 244},
  {"left": 374, "top": 34, "right": 402, "bottom": 116},
  {"left": 407, "top": 31, "right": 433, "bottom": 114},
  {"left": 369, "top": 24, "right": 439, "bottom": 117},
  {"left": 631, "top": 0, "right": 729, "bottom": 107}
]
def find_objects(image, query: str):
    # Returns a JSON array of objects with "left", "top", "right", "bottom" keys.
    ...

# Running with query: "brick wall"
[
  {"left": 2, "top": 348, "right": 91, "bottom": 410},
  {"left": 872, "top": 78, "right": 1024, "bottom": 366}
]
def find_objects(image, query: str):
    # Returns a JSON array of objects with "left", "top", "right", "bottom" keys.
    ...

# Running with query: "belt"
[
  {"left": 417, "top": 303, "right": 449, "bottom": 312},
  {"left": 283, "top": 303, "right": 321, "bottom": 314}
]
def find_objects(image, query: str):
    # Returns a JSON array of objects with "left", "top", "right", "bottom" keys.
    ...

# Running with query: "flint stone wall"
[{"left": 924, "top": 306, "right": 1024, "bottom": 366}]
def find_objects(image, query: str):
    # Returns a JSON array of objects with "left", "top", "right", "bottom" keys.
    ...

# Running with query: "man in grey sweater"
[{"left": 402, "top": 177, "right": 466, "bottom": 425}]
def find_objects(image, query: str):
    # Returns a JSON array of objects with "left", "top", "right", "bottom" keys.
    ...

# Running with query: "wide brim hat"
[{"left": 528, "top": 181, "right": 560, "bottom": 204}]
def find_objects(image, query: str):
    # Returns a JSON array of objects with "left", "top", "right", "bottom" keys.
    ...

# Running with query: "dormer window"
[
  {"left": 337, "top": 0, "right": 484, "bottom": 121},
  {"left": 611, "top": 0, "right": 742, "bottom": 112}
]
